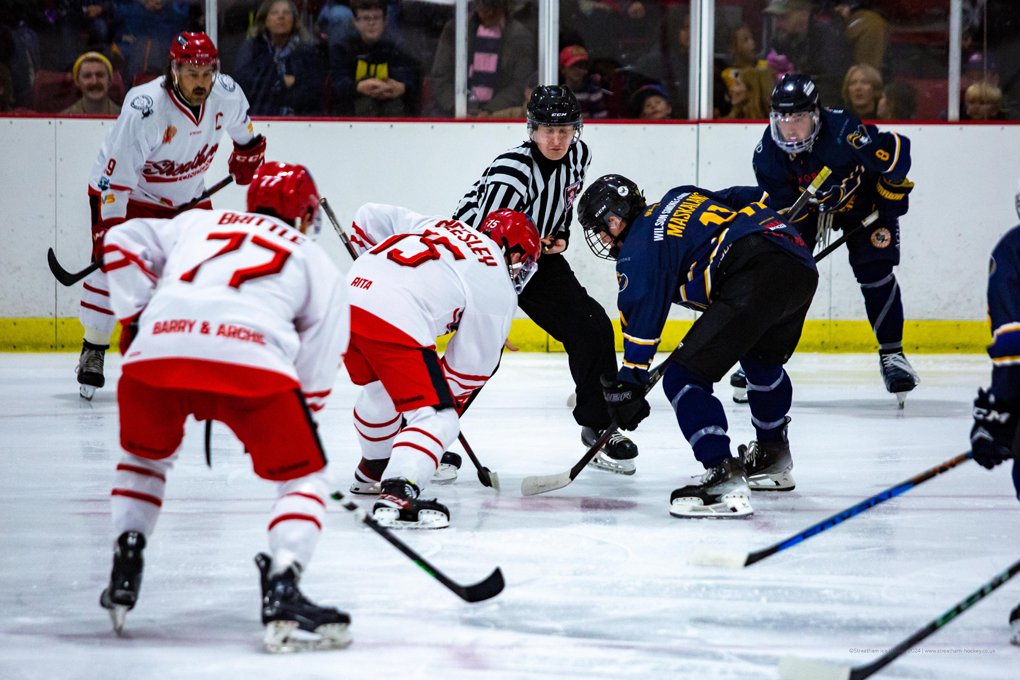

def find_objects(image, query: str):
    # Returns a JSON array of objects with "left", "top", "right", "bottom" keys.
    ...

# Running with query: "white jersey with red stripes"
[
  {"left": 347, "top": 203, "right": 516, "bottom": 400},
  {"left": 103, "top": 209, "right": 348, "bottom": 411},
  {"left": 89, "top": 74, "right": 255, "bottom": 221}
]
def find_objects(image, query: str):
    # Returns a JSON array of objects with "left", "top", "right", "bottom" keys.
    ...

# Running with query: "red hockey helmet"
[
  {"left": 246, "top": 162, "right": 322, "bottom": 236},
  {"left": 170, "top": 32, "right": 219, "bottom": 68},
  {"left": 479, "top": 209, "right": 541, "bottom": 293}
]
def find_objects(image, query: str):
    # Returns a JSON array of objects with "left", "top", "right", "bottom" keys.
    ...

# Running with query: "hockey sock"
[
  {"left": 742, "top": 360, "right": 791, "bottom": 443},
  {"left": 856, "top": 262, "right": 904, "bottom": 350},
  {"left": 268, "top": 470, "right": 329, "bottom": 574},
  {"left": 353, "top": 381, "right": 401, "bottom": 463},
  {"left": 384, "top": 406, "right": 459, "bottom": 488},
  {"left": 662, "top": 363, "right": 730, "bottom": 468},
  {"left": 111, "top": 453, "right": 172, "bottom": 536}
]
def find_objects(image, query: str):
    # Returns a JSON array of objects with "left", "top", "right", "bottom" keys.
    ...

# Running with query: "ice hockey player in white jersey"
[
  {"left": 76, "top": 31, "right": 267, "bottom": 400},
  {"left": 343, "top": 204, "right": 541, "bottom": 528},
  {"left": 98, "top": 162, "right": 350, "bottom": 653}
]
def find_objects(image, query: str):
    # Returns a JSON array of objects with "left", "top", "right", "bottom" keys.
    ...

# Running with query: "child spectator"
[
  {"left": 877, "top": 80, "right": 917, "bottom": 121},
  {"left": 964, "top": 81, "right": 1006, "bottom": 120},
  {"left": 559, "top": 44, "right": 607, "bottom": 119},
  {"left": 629, "top": 82, "right": 672, "bottom": 119}
]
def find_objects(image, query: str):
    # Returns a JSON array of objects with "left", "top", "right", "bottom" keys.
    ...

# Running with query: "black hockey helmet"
[
  {"left": 527, "top": 85, "right": 582, "bottom": 142},
  {"left": 577, "top": 174, "right": 646, "bottom": 260},
  {"left": 769, "top": 73, "right": 821, "bottom": 154}
]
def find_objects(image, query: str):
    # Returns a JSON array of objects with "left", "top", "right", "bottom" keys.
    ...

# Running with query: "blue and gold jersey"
[
  {"left": 615, "top": 185, "right": 815, "bottom": 379},
  {"left": 987, "top": 225, "right": 1020, "bottom": 402}
]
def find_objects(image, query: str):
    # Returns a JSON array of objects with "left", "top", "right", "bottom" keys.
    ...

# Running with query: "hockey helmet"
[
  {"left": 769, "top": 73, "right": 821, "bottom": 154},
  {"left": 527, "top": 85, "right": 583, "bottom": 143},
  {"left": 246, "top": 162, "right": 322, "bottom": 237},
  {"left": 478, "top": 209, "right": 541, "bottom": 294},
  {"left": 170, "top": 32, "right": 219, "bottom": 69},
  {"left": 577, "top": 174, "right": 646, "bottom": 260}
]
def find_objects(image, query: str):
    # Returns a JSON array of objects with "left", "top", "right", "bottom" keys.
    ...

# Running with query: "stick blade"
[
  {"left": 520, "top": 471, "right": 572, "bottom": 496},
  {"left": 778, "top": 655, "right": 851, "bottom": 680},
  {"left": 688, "top": 550, "right": 748, "bottom": 568},
  {"left": 47, "top": 248, "right": 75, "bottom": 286},
  {"left": 484, "top": 469, "right": 501, "bottom": 492},
  {"left": 459, "top": 567, "right": 505, "bottom": 603}
]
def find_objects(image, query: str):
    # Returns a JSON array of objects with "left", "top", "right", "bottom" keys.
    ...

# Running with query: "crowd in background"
[{"left": 2, "top": 0, "right": 1019, "bottom": 121}]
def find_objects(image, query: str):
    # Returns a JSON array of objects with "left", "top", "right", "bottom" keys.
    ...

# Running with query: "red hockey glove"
[
  {"left": 91, "top": 216, "right": 125, "bottom": 263},
  {"left": 228, "top": 134, "right": 266, "bottom": 186}
]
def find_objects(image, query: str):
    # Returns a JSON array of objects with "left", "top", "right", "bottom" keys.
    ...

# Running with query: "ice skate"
[
  {"left": 76, "top": 341, "right": 108, "bottom": 400},
  {"left": 879, "top": 350, "right": 919, "bottom": 408},
  {"left": 372, "top": 478, "right": 450, "bottom": 529},
  {"left": 431, "top": 451, "right": 462, "bottom": 484},
  {"left": 729, "top": 368, "right": 749, "bottom": 404},
  {"left": 582, "top": 426, "right": 638, "bottom": 475},
  {"left": 99, "top": 531, "right": 145, "bottom": 635},
  {"left": 669, "top": 458, "right": 753, "bottom": 518},
  {"left": 1010, "top": 603, "right": 1020, "bottom": 647},
  {"left": 256, "top": 553, "right": 351, "bottom": 653},
  {"left": 737, "top": 417, "right": 795, "bottom": 491}
]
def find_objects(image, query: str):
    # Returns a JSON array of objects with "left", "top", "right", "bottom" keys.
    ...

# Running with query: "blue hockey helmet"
[{"left": 769, "top": 73, "right": 821, "bottom": 154}]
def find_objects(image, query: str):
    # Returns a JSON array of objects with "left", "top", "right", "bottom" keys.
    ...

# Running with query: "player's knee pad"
[
  {"left": 663, "top": 363, "right": 730, "bottom": 466},
  {"left": 353, "top": 381, "right": 400, "bottom": 460},
  {"left": 741, "top": 359, "right": 791, "bottom": 437}
]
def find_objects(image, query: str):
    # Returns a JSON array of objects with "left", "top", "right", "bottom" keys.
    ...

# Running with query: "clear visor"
[
  {"left": 509, "top": 257, "right": 538, "bottom": 294},
  {"left": 305, "top": 209, "right": 322, "bottom": 239},
  {"left": 769, "top": 110, "right": 819, "bottom": 154}
]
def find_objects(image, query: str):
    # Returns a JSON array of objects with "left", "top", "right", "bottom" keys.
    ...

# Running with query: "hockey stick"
[
  {"left": 694, "top": 452, "right": 973, "bottom": 569},
  {"left": 814, "top": 210, "right": 880, "bottom": 262},
  {"left": 319, "top": 197, "right": 500, "bottom": 490},
  {"left": 329, "top": 490, "right": 505, "bottom": 602},
  {"left": 47, "top": 176, "right": 234, "bottom": 287},
  {"left": 521, "top": 169, "right": 834, "bottom": 497},
  {"left": 778, "top": 554, "right": 1020, "bottom": 680}
]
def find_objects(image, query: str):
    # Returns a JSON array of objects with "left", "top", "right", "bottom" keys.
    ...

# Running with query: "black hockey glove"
[
  {"left": 875, "top": 176, "right": 914, "bottom": 222},
  {"left": 971, "top": 388, "right": 1020, "bottom": 469},
  {"left": 601, "top": 373, "right": 650, "bottom": 431}
]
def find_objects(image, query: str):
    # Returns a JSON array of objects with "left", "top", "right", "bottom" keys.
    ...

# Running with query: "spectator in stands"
[
  {"left": 978, "top": 0, "right": 1020, "bottom": 120},
  {"left": 629, "top": 82, "right": 672, "bottom": 119},
  {"left": 615, "top": 1, "right": 661, "bottom": 65},
  {"left": 722, "top": 67, "right": 766, "bottom": 119},
  {"left": 317, "top": 0, "right": 355, "bottom": 45},
  {"left": 877, "top": 80, "right": 917, "bottom": 121},
  {"left": 559, "top": 44, "right": 607, "bottom": 119},
  {"left": 833, "top": 1, "right": 889, "bottom": 72},
  {"left": 964, "top": 81, "right": 1006, "bottom": 121},
  {"left": 428, "top": 0, "right": 535, "bottom": 117},
  {"left": 632, "top": 6, "right": 689, "bottom": 117},
  {"left": 764, "top": 0, "right": 852, "bottom": 106},
  {"left": 488, "top": 70, "right": 536, "bottom": 118},
  {"left": 841, "top": 63, "right": 882, "bottom": 119},
  {"left": 118, "top": 0, "right": 190, "bottom": 86},
  {"left": 727, "top": 23, "right": 776, "bottom": 117},
  {"left": 330, "top": 0, "right": 419, "bottom": 117},
  {"left": 1, "top": 7, "right": 42, "bottom": 108},
  {"left": 234, "top": 0, "right": 325, "bottom": 116},
  {"left": 62, "top": 50, "right": 120, "bottom": 114}
]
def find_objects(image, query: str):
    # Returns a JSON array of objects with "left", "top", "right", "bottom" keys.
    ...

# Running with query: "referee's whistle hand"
[{"left": 542, "top": 237, "right": 567, "bottom": 255}]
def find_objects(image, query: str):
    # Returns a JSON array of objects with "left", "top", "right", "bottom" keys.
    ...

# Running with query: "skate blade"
[
  {"left": 895, "top": 392, "right": 908, "bottom": 409},
  {"left": 372, "top": 507, "right": 450, "bottom": 530},
  {"left": 349, "top": 480, "right": 380, "bottom": 495},
  {"left": 263, "top": 620, "right": 352, "bottom": 653},
  {"left": 732, "top": 387, "right": 748, "bottom": 404},
  {"left": 1011, "top": 621, "right": 1020, "bottom": 647},
  {"left": 747, "top": 471, "right": 796, "bottom": 492},
  {"left": 431, "top": 462, "right": 459, "bottom": 485},
  {"left": 79, "top": 384, "right": 97, "bottom": 400},
  {"left": 585, "top": 451, "right": 636, "bottom": 476},
  {"left": 107, "top": 604, "right": 128, "bottom": 635},
  {"left": 669, "top": 495, "right": 753, "bottom": 519}
]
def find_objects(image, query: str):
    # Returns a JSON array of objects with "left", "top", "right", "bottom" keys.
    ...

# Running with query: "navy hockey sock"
[
  {"left": 742, "top": 360, "right": 791, "bottom": 443},
  {"left": 857, "top": 264, "right": 905, "bottom": 350},
  {"left": 663, "top": 363, "right": 730, "bottom": 468}
]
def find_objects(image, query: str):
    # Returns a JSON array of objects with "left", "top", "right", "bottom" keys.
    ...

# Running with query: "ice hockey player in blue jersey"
[
  {"left": 751, "top": 72, "right": 919, "bottom": 406},
  {"left": 970, "top": 182, "right": 1020, "bottom": 646},
  {"left": 576, "top": 175, "right": 818, "bottom": 518}
]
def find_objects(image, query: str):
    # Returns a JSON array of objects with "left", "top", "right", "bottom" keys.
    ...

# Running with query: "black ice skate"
[
  {"left": 737, "top": 417, "right": 795, "bottom": 491},
  {"left": 99, "top": 531, "right": 145, "bottom": 635},
  {"left": 431, "top": 451, "right": 462, "bottom": 485},
  {"left": 256, "top": 553, "right": 351, "bottom": 653},
  {"left": 76, "top": 341, "right": 108, "bottom": 400},
  {"left": 582, "top": 426, "right": 638, "bottom": 475},
  {"left": 730, "top": 368, "right": 749, "bottom": 404},
  {"left": 372, "top": 478, "right": 450, "bottom": 529},
  {"left": 1010, "top": 603, "right": 1020, "bottom": 647},
  {"left": 879, "top": 350, "right": 919, "bottom": 408},
  {"left": 669, "top": 457, "right": 753, "bottom": 518}
]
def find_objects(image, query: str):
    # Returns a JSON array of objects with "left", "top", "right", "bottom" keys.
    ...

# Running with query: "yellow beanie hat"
[{"left": 72, "top": 52, "right": 114, "bottom": 82}]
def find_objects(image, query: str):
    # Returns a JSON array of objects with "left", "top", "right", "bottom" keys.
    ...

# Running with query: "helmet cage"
[{"left": 577, "top": 175, "right": 645, "bottom": 261}]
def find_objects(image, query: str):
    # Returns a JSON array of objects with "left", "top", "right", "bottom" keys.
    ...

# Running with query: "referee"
[{"left": 453, "top": 85, "right": 639, "bottom": 474}]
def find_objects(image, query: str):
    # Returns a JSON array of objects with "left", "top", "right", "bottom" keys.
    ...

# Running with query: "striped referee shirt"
[{"left": 453, "top": 139, "right": 592, "bottom": 241}]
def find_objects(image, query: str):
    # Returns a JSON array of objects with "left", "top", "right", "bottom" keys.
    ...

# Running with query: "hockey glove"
[
  {"left": 971, "top": 388, "right": 1020, "bottom": 469},
  {"left": 91, "top": 216, "right": 125, "bottom": 263},
  {"left": 601, "top": 373, "right": 650, "bottom": 431},
  {"left": 875, "top": 176, "right": 914, "bottom": 222},
  {"left": 228, "top": 134, "right": 266, "bottom": 186}
]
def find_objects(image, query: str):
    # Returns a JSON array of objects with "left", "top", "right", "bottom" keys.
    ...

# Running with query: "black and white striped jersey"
[{"left": 453, "top": 139, "right": 591, "bottom": 241}]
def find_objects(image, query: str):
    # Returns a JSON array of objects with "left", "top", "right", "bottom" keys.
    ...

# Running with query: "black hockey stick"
[
  {"left": 319, "top": 197, "right": 500, "bottom": 490},
  {"left": 778, "top": 554, "right": 1020, "bottom": 680},
  {"left": 47, "top": 176, "right": 234, "bottom": 287},
  {"left": 694, "top": 452, "right": 973, "bottom": 569},
  {"left": 521, "top": 169, "right": 834, "bottom": 497},
  {"left": 814, "top": 210, "right": 879, "bottom": 262},
  {"left": 329, "top": 490, "right": 504, "bottom": 602}
]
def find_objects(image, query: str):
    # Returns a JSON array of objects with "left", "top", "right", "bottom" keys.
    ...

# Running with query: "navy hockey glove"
[
  {"left": 971, "top": 388, "right": 1020, "bottom": 469},
  {"left": 601, "top": 373, "right": 650, "bottom": 431},
  {"left": 875, "top": 176, "right": 914, "bottom": 221}
]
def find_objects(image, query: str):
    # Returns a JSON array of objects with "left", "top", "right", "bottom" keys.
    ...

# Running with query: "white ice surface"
[{"left": 1, "top": 352, "right": 1018, "bottom": 679}]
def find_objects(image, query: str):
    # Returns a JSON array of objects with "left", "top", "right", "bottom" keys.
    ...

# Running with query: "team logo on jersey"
[
  {"left": 870, "top": 227, "right": 892, "bottom": 248},
  {"left": 847, "top": 124, "right": 872, "bottom": 149},
  {"left": 218, "top": 74, "right": 237, "bottom": 92},
  {"left": 617, "top": 272, "right": 629, "bottom": 292},
  {"left": 102, "top": 193, "right": 116, "bottom": 205},
  {"left": 162, "top": 125, "right": 177, "bottom": 144},
  {"left": 97, "top": 176, "right": 110, "bottom": 190},
  {"left": 130, "top": 94, "right": 154, "bottom": 118},
  {"left": 564, "top": 180, "right": 582, "bottom": 210}
]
